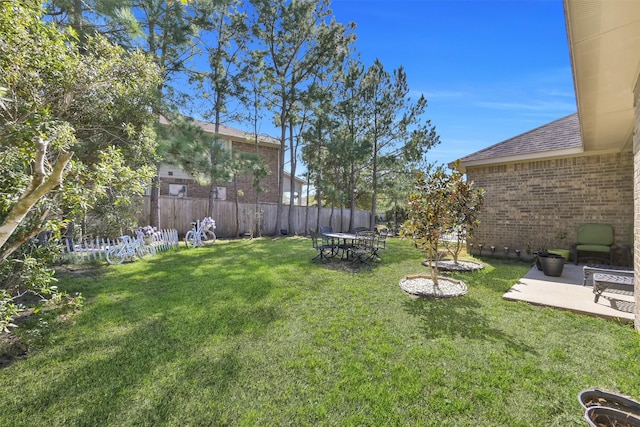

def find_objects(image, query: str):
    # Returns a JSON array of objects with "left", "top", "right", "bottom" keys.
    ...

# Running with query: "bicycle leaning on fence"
[
  {"left": 185, "top": 217, "right": 216, "bottom": 248},
  {"left": 106, "top": 229, "right": 156, "bottom": 264}
]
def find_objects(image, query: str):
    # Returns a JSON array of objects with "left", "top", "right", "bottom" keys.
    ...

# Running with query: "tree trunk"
[
  {"left": 150, "top": 165, "right": 160, "bottom": 228},
  {"left": 288, "top": 122, "right": 295, "bottom": 234},
  {"left": 274, "top": 114, "right": 286, "bottom": 236},
  {"left": 348, "top": 164, "right": 356, "bottom": 231},
  {"left": 304, "top": 177, "right": 310, "bottom": 236},
  {"left": 315, "top": 186, "right": 322, "bottom": 232},
  {"left": 0, "top": 144, "right": 73, "bottom": 252},
  {"left": 233, "top": 177, "right": 240, "bottom": 237},
  {"left": 371, "top": 141, "right": 378, "bottom": 230}
]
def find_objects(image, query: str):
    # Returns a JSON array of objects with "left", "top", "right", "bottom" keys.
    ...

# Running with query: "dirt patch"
[
  {"left": 55, "top": 264, "right": 105, "bottom": 279},
  {"left": 0, "top": 330, "right": 28, "bottom": 369}
]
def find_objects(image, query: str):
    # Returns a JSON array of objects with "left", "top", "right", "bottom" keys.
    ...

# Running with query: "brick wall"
[
  {"left": 466, "top": 152, "right": 634, "bottom": 260},
  {"left": 231, "top": 141, "right": 280, "bottom": 204},
  {"left": 159, "top": 142, "right": 281, "bottom": 204}
]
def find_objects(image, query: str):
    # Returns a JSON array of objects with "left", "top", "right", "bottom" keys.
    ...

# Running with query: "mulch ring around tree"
[
  {"left": 399, "top": 274, "right": 468, "bottom": 299},
  {"left": 421, "top": 259, "right": 484, "bottom": 272}
]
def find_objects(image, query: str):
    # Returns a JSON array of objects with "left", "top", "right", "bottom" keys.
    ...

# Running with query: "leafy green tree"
[
  {"left": 360, "top": 59, "right": 440, "bottom": 229},
  {"left": 250, "top": 0, "right": 354, "bottom": 235},
  {"left": 301, "top": 79, "right": 337, "bottom": 232},
  {"left": 402, "top": 165, "right": 484, "bottom": 283},
  {"left": 442, "top": 163, "right": 484, "bottom": 264},
  {"left": 45, "top": 0, "right": 142, "bottom": 46},
  {"left": 385, "top": 204, "right": 408, "bottom": 234},
  {"left": 132, "top": 0, "right": 215, "bottom": 228},
  {"left": 330, "top": 60, "right": 372, "bottom": 231},
  {"left": 0, "top": 1, "right": 160, "bottom": 331},
  {"left": 191, "top": 0, "right": 253, "bottom": 221},
  {"left": 45, "top": 0, "right": 220, "bottom": 228},
  {"left": 401, "top": 166, "right": 452, "bottom": 285}
]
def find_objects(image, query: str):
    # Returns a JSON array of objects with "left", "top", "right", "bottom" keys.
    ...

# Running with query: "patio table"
[
  {"left": 323, "top": 232, "right": 358, "bottom": 260},
  {"left": 592, "top": 272, "right": 634, "bottom": 303}
]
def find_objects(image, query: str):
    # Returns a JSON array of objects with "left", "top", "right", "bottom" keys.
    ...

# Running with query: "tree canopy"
[{"left": 0, "top": 0, "right": 161, "bottom": 330}]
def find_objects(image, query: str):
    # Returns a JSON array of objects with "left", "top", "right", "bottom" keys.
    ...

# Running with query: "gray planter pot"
[
  {"left": 538, "top": 253, "right": 565, "bottom": 277},
  {"left": 584, "top": 406, "right": 640, "bottom": 427},
  {"left": 579, "top": 389, "right": 640, "bottom": 415}
]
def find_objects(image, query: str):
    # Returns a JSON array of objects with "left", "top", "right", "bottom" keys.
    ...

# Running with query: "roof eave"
[{"left": 456, "top": 147, "right": 587, "bottom": 171}]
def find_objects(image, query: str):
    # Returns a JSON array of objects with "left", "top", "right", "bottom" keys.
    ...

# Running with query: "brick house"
[
  {"left": 456, "top": 1, "right": 640, "bottom": 328},
  {"left": 158, "top": 116, "right": 302, "bottom": 205},
  {"left": 563, "top": 0, "right": 639, "bottom": 329},
  {"left": 455, "top": 113, "right": 633, "bottom": 260}
]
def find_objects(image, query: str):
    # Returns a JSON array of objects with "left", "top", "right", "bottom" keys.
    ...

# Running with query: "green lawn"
[{"left": 1, "top": 237, "right": 639, "bottom": 426}]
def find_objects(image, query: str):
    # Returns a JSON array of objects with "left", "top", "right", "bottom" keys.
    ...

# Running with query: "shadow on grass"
[
  {"left": 17, "top": 313, "right": 246, "bottom": 425},
  {"left": 402, "top": 295, "right": 536, "bottom": 355}
]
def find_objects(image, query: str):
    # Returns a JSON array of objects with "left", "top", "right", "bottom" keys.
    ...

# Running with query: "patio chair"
[
  {"left": 348, "top": 231, "right": 376, "bottom": 269},
  {"left": 311, "top": 230, "right": 334, "bottom": 262},
  {"left": 571, "top": 223, "right": 615, "bottom": 265},
  {"left": 373, "top": 230, "right": 388, "bottom": 257}
]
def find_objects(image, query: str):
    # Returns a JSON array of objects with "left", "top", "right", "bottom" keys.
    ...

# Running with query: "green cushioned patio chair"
[{"left": 570, "top": 223, "right": 615, "bottom": 265}]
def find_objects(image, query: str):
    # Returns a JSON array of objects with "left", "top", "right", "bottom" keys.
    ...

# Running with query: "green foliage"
[
  {"left": 401, "top": 165, "right": 484, "bottom": 282},
  {"left": 441, "top": 165, "right": 484, "bottom": 263},
  {"left": 0, "top": 1, "right": 159, "bottom": 331},
  {"left": 385, "top": 204, "right": 408, "bottom": 231}
]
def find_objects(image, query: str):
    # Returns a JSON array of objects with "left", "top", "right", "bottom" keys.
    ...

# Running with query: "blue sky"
[{"left": 325, "top": 0, "right": 576, "bottom": 166}]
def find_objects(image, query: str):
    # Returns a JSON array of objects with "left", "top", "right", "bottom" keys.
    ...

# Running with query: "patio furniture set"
[
  {"left": 569, "top": 223, "right": 635, "bottom": 304},
  {"left": 311, "top": 226, "right": 388, "bottom": 269}
]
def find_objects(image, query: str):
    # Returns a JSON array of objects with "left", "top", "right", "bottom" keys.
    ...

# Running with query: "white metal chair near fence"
[{"left": 60, "top": 229, "right": 179, "bottom": 263}]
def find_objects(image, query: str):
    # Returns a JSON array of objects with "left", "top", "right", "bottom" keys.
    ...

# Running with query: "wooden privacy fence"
[
  {"left": 140, "top": 196, "right": 372, "bottom": 238},
  {"left": 59, "top": 229, "right": 179, "bottom": 263}
]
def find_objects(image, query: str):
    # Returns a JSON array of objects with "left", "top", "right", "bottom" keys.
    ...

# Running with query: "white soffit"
[{"left": 565, "top": 0, "right": 640, "bottom": 152}]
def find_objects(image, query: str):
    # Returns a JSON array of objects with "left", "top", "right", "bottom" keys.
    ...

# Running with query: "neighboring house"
[
  {"left": 282, "top": 173, "right": 305, "bottom": 206},
  {"left": 158, "top": 116, "right": 281, "bottom": 204},
  {"left": 456, "top": 1, "right": 640, "bottom": 327}
]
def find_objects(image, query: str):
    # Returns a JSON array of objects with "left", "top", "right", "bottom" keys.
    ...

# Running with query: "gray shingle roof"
[
  {"left": 159, "top": 115, "right": 281, "bottom": 146},
  {"left": 458, "top": 113, "right": 581, "bottom": 163}
]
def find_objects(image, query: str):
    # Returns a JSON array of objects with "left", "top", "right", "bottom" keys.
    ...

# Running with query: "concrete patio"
[{"left": 503, "top": 263, "right": 635, "bottom": 324}]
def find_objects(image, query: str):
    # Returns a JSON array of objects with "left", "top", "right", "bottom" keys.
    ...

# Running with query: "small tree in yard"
[
  {"left": 402, "top": 167, "right": 450, "bottom": 285},
  {"left": 401, "top": 165, "right": 483, "bottom": 285},
  {"left": 441, "top": 164, "right": 484, "bottom": 264}
]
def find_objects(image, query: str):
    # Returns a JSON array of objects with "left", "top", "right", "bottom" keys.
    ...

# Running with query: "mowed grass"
[{"left": 1, "top": 237, "right": 639, "bottom": 426}]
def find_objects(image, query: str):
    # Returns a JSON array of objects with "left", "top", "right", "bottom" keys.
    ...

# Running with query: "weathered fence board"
[{"left": 140, "top": 196, "right": 371, "bottom": 238}]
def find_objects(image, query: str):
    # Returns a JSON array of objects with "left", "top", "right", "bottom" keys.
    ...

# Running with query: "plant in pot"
[
  {"left": 536, "top": 249, "right": 566, "bottom": 277},
  {"left": 529, "top": 231, "right": 568, "bottom": 277}
]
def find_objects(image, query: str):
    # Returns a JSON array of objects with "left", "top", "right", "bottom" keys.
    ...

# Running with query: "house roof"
[
  {"left": 283, "top": 172, "right": 305, "bottom": 185},
  {"left": 456, "top": 113, "right": 584, "bottom": 169},
  {"left": 159, "top": 115, "right": 281, "bottom": 148}
]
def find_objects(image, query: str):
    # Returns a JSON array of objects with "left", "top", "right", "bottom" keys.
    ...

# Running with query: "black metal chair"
[
  {"left": 348, "top": 231, "right": 376, "bottom": 269},
  {"left": 311, "top": 231, "right": 334, "bottom": 262},
  {"left": 373, "top": 230, "right": 388, "bottom": 257}
]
